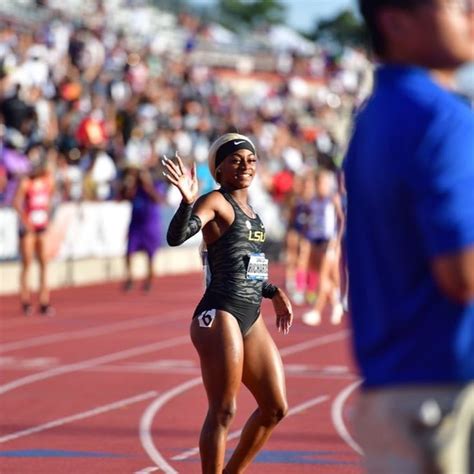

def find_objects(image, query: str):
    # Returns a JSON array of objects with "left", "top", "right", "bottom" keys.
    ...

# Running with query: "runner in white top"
[{"left": 302, "top": 169, "right": 344, "bottom": 326}]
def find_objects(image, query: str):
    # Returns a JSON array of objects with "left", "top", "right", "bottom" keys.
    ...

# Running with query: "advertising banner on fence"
[{"left": 0, "top": 202, "right": 132, "bottom": 262}]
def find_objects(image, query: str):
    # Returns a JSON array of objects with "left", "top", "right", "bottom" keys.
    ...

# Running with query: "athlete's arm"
[
  {"left": 166, "top": 192, "right": 220, "bottom": 246},
  {"left": 163, "top": 153, "right": 202, "bottom": 246},
  {"left": 333, "top": 193, "right": 345, "bottom": 241},
  {"left": 47, "top": 173, "right": 55, "bottom": 213},
  {"left": 166, "top": 201, "right": 202, "bottom": 246},
  {"left": 262, "top": 281, "right": 278, "bottom": 299},
  {"left": 431, "top": 247, "right": 474, "bottom": 303},
  {"left": 12, "top": 178, "right": 30, "bottom": 229},
  {"left": 272, "top": 287, "right": 293, "bottom": 334}
]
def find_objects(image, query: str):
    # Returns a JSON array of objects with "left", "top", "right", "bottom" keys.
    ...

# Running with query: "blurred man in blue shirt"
[{"left": 344, "top": 0, "right": 474, "bottom": 472}]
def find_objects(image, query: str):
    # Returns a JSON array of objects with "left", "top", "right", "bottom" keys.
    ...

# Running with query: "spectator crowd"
[{"left": 0, "top": 0, "right": 369, "bottom": 232}]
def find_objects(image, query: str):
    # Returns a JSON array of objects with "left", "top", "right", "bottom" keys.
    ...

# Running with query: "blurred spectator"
[
  {"left": 120, "top": 164, "right": 166, "bottom": 292},
  {"left": 344, "top": 0, "right": 474, "bottom": 472},
  {"left": 13, "top": 142, "right": 55, "bottom": 316},
  {"left": 0, "top": 0, "right": 371, "bottom": 265}
]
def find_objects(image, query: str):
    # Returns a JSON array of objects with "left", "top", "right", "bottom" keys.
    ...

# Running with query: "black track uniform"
[{"left": 193, "top": 190, "right": 268, "bottom": 335}]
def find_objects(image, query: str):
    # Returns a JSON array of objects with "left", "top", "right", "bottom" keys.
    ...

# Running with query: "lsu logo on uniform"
[{"left": 248, "top": 230, "right": 266, "bottom": 242}]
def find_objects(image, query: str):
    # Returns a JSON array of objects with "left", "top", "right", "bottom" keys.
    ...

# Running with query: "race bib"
[
  {"left": 30, "top": 210, "right": 48, "bottom": 226},
  {"left": 246, "top": 253, "right": 269, "bottom": 281},
  {"left": 197, "top": 309, "right": 216, "bottom": 328}
]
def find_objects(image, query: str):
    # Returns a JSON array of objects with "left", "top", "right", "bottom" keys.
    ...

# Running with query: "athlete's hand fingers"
[
  {"left": 162, "top": 157, "right": 183, "bottom": 182},
  {"left": 162, "top": 170, "right": 178, "bottom": 185},
  {"left": 283, "top": 312, "right": 293, "bottom": 334},
  {"left": 175, "top": 152, "right": 186, "bottom": 176},
  {"left": 162, "top": 155, "right": 182, "bottom": 177}
]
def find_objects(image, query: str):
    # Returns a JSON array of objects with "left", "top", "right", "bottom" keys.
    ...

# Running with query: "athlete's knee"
[
  {"left": 261, "top": 400, "right": 288, "bottom": 426},
  {"left": 209, "top": 401, "right": 237, "bottom": 428}
]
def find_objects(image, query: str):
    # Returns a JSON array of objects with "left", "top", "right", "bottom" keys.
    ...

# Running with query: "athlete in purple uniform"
[{"left": 121, "top": 165, "right": 165, "bottom": 291}]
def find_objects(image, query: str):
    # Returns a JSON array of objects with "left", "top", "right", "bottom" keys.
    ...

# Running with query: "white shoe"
[
  {"left": 291, "top": 291, "right": 305, "bottom": 306},
  {"left": 330, "top": 303, "right": 344, "bottom": 325},
  {"left": 302, "top": 309, "right": 321, "bottom": 326}
]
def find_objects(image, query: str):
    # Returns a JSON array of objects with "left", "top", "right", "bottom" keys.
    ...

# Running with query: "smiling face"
[{"left": 217, "top": 149, "right": 257, "bottom": 190}]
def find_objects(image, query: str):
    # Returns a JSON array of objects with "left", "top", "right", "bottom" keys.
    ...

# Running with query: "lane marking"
[
  {"left": 331, "top": 379, "right": 363, "bottom": 455},
  {"left": 0, "top": 310, "right": 189, "bottom": 353},
  {"left": 139, "top": 330, "right": 349, "bottom": 472},
  {"left": 0, "top": 335, "right": 189, "bottom": 396},
  {"left": 171, "top": 395, "right": 329, "bottom": 462},
  {"left": 279, "top": 330, "right": 349, "bottom": 357},
  {"left": 134, "top": 468, "right": 160, "bottom": 473},
  {"left": 0, "top": 391, "right": 158, "bottom": 444},
  {"left": 140, "top": 378, "right": 203, "bottom": 474}
]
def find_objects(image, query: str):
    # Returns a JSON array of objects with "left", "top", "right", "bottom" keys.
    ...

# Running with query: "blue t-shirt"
[{"left": 344, "top": 65, "right": 474, "bottom": 388}]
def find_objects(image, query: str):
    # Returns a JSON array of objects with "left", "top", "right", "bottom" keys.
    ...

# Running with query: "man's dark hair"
[{"left": 359, "top": 0, "right": 430, "bottom": 56}]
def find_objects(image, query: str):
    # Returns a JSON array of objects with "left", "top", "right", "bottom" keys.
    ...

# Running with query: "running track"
[{"left": 0, "top": 267, "right": 363, "bottom": 473}]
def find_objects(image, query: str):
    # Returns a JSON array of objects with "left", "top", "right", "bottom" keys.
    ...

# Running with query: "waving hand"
[{"left": 162, "top": 153, "right": 198, "bottom": 204}]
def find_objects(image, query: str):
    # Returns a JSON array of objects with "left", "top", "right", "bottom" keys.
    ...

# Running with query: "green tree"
[
  {"left": 218, "top": 0, "right": 286, "bottom": 28},
  {"left": 312, "top": 9, "right": 367, "bottom": 48}
]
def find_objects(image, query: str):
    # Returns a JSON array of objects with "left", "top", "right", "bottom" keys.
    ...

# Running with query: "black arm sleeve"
[
  {"left": 166, "top": 201, "right": 202, "bottom": 246},
  {"left": 262, "top": 281, "right": 278, "bottom": 299}
]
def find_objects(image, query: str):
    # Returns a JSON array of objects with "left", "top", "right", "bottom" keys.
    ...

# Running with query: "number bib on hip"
[
  {"left": 30, "top": 210, "right": 48, "bottom": 227},
  {"left": 246, "top": 253, "right": 269, "bottom": 281}
]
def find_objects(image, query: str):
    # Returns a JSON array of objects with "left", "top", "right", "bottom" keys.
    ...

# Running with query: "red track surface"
[{"left": 0, "top": 267, "right": 363, "bottom": 473}]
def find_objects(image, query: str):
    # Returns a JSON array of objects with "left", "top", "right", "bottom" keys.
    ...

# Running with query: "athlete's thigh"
[
  {"left": 20, "top": 233, "right": 34, "bottom": 264},
  {"left": 190, "top": 310, "right": 244, "bottom": 404},
  {"left": 319, "top": 244, "right": 336, "bottom": 280},
  {"left": 286, "top": 229, "right": 298, "bottom": 254},
  {"left": 297, "top": 237, "right": 311, "bottom": 267},
  {"left": 241, "top": 316, "right": 286, "bottom": 406},
  {"left": 35, "top": 232, "right": 48, "bottom": 264},
  {"left": 309, "top": 243, "right": 326, "bottom": 270}
]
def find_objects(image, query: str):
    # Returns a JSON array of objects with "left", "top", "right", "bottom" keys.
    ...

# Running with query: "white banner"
[
  {"left": 0, "top": 208, "right": 19, "bottom": 260},
  {"left": 0, "top": 202, "right": 133, "bottom": 262},
  {"left": 0, "top": 201, "right": 203, "bottom": 263},
  {"left": 52, "top": 202, "right": 132, "bottom": 260}
]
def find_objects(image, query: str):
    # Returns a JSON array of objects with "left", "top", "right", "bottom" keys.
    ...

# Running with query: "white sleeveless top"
[{"left": 307, "top": 197, "right": 337, "bottom": 240}]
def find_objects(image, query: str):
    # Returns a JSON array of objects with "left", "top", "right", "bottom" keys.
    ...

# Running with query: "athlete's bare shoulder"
[
  {"left": 195, "top": 189, "right": 228, "bottom": 210},
  {"left": 193, "top": 189, "right": 234, "bottom": 226}
]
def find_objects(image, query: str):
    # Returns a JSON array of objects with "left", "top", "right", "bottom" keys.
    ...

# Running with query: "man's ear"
[{"left": 377, "top": 7, "right": 414, "bottom": 51}]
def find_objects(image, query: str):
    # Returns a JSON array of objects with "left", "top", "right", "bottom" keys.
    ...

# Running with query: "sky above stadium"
[
  {"left": 282, "top": 0, "right": 357, "bottom": 32},
  {"left": 188, "top": 0, "right": 358, "bottom": 33}
]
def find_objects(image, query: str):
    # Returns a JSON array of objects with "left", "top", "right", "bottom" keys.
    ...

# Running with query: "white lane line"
[
  {"left": 139, "top": 330, "right": 350, "bottom": 472},
  {"left": 279, "top": 330, "right": 349, "bottom": 357},
  {"left": 0, "top": 335, "right": 189, "bottom": 396},
  {"left": 0, "top": 391, "right": 158, "bottom": 444},
  {"left": 139, "top": 377, "right": 203, "bottom": 474},
  {"left": 331, "top": 379, "right": 363, "bottom": 455},
  {"left": 172, "top": 394, "right": 329, "bottom": 462},
  {"left": 0, "top": 309, "right": 188, "bottom": 353},
  {"left": 134, "top": 468, "right": 160, "bottom": 474}
]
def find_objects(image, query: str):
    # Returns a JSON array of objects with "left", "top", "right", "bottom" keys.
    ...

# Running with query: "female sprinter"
[
  {"left": 302, "top": 168, "right": 344, "bottom": 326},
  {"left": 284, "top": 171, "right": 315, "bottom": 305},
  {"left": 163, "top": 133, "right": 293, "bottom": 474},
  {"left": 13, "top": 144, "right": 55, "bottom": 316}
]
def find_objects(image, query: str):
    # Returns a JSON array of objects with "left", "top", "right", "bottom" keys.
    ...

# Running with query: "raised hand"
[{"left": 162, "top": 152, "right": 198, "bottom": 205}]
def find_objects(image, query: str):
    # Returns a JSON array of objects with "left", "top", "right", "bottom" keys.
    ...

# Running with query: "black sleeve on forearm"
[
  {"left": 262, "top": 281, "right": 278, "bottom": 299},
  {"left": 166, "top": 201, "right": 202, "bottom": 246}
]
